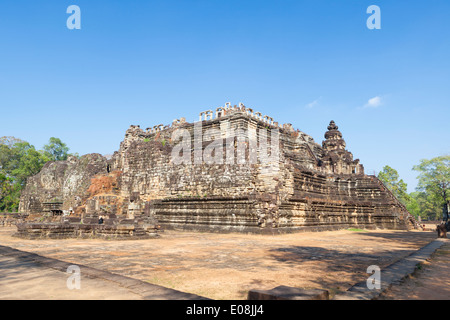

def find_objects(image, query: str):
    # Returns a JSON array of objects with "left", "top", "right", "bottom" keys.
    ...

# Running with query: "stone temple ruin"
[{"left": 15, "top": 102, "right": 419, "bottom": 238}]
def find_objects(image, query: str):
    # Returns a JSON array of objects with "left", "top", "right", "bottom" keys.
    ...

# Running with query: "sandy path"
[
  {"left": 0, "top": 226, "right": 437, "bottom": 299},
  {"left": 379, "top": 242, "right": 450, "bottom": 300}
]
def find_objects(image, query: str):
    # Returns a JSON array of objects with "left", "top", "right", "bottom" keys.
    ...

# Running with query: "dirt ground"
[
  {"left": 0, "top": 226, "right": 438, "bottom": 300},
  {"left": 378, "top": 241, "right": 450, "bottom": 300},
  {"left": 0, "top": 254, "right": 145, "bottom": 300}
]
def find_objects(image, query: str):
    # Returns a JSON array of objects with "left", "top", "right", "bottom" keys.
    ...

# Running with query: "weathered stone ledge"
[
  {"left": 333, "top": 238, "right": 449, "bottom": 300},
  {"left": 13, "top": 222, "right": 158, "bottom": 240}
]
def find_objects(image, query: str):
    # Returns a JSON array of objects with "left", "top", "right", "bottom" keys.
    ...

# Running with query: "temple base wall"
[
  {"left": 14, "top": 223, "right": 159, "bottom": 240},
  {"left": 152, "top": 197, "right": 412, "bottom": 234}
]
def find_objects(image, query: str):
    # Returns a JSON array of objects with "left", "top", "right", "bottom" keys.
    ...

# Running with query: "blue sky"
[{"left": 0, "top": 0, "right": 449, "bottom": 192}]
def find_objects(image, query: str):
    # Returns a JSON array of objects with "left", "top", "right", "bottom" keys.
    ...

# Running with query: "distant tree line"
[
  {"left": 378, "top": 155, "right": 449, "bottom": 221},
  {"left": 0, "top": 136, "right": 74, "bottom": 212}
]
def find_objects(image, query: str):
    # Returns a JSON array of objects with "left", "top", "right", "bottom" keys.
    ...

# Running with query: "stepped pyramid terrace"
[{"left": 14, "top": 103, "right": 419, "bottom": 238}]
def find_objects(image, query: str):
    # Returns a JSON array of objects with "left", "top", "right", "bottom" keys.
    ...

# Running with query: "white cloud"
[
  {"left": 305, "top": 97, "right": 322, "bottom": 109},
  {"left": 364, "top": 96, "right": 383, "bottom": 108}
]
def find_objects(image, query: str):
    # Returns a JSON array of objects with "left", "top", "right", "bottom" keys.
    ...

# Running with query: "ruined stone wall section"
[
  {"left": 117, "top": 115, "right": 288, "bottom": 201},
  {"left": 17, "top": 104, "right": 417, "bottom": 233},
  {"left": 289, "top": 169, "right": 408, "bottom": 206},
  {"left": 18, "top": 154, "right": 108, "bottom": 215},
  {"left": 120, "top": 144, "right": 257, "bottom": 200},
  {"left": 18, "top": 161, "right": 69, "bottom": 214},
  {"left": 274, "top": 168, "right": 414, "bottom": 230},
  {"left": 105, "top": 107, "right": 416, "bottom": 232},
  {"left": 113, "top": 106, "right": 322, "bottom": 171}
]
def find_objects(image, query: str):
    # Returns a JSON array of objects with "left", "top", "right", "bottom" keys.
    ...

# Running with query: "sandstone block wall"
[
  {"left": 17, "top": 104, "right": 418, "bottom": 233},
  {"left": 18, "top": 153, "right": 108, "bottom": 217}
]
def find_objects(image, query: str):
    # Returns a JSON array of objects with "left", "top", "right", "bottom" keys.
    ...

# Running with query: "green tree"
[
  {"left": 0, "top": 136, "right": 24, "bottom": 147},
  {"left": 11, "top": 142, "right": 49, "bottom": 185},
  {"left": 407, "top": 191, "right": 441, "bottom": 221},
  {"left": 377, "top": 165, "right": 410, "bottom": 205},
  {"left": 43, "top": 137, "right": 70, "bottom": 161},
  {"left": 413, "top": 155, "right": 450, "bottom": 208},
  {"left": 0, "top": 173, "right": 21, "bottom": 212},
  {"left": 0, "top": 137, "right": 23, "bottom": 171}
]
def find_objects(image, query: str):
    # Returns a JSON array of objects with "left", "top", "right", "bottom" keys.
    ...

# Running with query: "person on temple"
[{"left": 98, "top": 216, "right": 104, "bottom": 225}]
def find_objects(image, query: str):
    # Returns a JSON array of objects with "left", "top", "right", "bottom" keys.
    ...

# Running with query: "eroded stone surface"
[{"left": 16, "top": 106, "right": 419, "bottom": 235}]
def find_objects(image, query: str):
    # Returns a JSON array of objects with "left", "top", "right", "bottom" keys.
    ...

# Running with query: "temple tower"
[{"left": 321, "top": 120, "right": 364, "bottom": 175}]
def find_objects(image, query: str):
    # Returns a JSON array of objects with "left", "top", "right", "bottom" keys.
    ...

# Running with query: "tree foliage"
[
  {"left": 377, "top": 165, "right": 410, "bottom": 205},
  {"left": 0, "top": 172, "right": 21, "bottom": 212},
  {"left": 43, "top": 137, "right": 70, "bottom": 161},
  {"left": 413, "top": 155, "right": 450, "bottom": 205},
  {"left": 379, "top": 156, "right": 449, "bottom": 221},
  {"left": 406, "top": 191, "right": 442, "bottom": 221}
]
